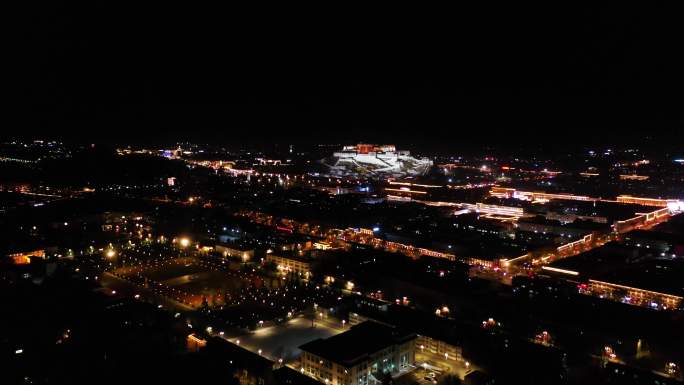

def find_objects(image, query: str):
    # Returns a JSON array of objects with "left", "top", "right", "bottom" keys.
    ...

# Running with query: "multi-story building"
[
  {"left": 266, "top": 251, "right": 313, "bottom": 277},
  {"left": 299, "top": 321, "right": 416, "bottom": 385},
  {"left": 215, "top": 242, "right": 255, "bottom": 262},
  {"left": 416, "top": 334, "right": 462, "bottom": 363},
  {"left": 349, "top": 310, "right": 464, "bottom": 369}
]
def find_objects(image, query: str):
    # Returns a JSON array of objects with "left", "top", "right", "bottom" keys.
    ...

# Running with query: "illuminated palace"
[{"left": 321, "top": 144, "right": 433, "bottom": 178}]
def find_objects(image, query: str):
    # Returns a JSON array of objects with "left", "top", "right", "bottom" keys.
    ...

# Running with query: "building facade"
[
  {"left": 299, "top": 322, "right": 416, "bottom": 385},
  {"left": 216, "top": 243, "right": 255, "bottom": 262},
  {"left": 266, "top": 252, "right": 312, "bottom": 277}
]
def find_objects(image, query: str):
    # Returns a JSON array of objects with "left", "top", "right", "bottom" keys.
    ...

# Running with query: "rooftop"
[
  {"left": 299, "top": 321, "right": 415, "bottom": 368},
  {"left": 268, "top": 249, "right": 316, "bottom": 262},
  {"left": 548, "top": 242, "right": 684, "bottom": 296},
  {"left": 651, "top": 213, "right": 684, "bottom": 236}
]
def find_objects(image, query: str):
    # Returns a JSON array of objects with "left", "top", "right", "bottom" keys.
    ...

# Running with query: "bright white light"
[{"left": 667, "top": 200, "right": 683, "bottom": 213}]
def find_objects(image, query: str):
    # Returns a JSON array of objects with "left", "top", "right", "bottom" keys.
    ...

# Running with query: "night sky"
[{"left": 10, "top": 4, "right": 683, "bottom": 147}]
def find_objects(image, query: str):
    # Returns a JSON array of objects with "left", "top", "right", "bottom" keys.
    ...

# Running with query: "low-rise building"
[
  {"left": 7, "top": 248, "right": 46, "bottom": 264},
  {"left": 186, "top": 333, "right": 207, "bottom": 352},
  {"left": 216, "top": 242, "right": 255, "bottom": 262}
]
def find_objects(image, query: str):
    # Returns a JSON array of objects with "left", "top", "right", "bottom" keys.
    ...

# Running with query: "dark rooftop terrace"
[
  {"left": 299, "top": 321, "right": 415, "bottom": 368},
  {"left": 548, "top": 242, "right": 684, "bottom": 296}
]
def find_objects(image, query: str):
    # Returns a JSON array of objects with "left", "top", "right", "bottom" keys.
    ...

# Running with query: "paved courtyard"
[{"left": 227, "top": 316, "right": 342, "bottom": 363}]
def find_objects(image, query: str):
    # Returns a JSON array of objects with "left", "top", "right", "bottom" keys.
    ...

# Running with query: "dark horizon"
[
  {"left": 3, "top": 129, "right": 681, "bottom": 154},
  {"left": 10, "top": 4, "right": 682, "bottom": 148}
]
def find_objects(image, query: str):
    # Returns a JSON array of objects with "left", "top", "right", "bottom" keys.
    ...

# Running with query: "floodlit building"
[
  {"left": 7, "top": 249, "right": 45, "bottom": 264},
  {"left": 266, "top": 251, "right": 313, "bottom": 277},
  {"left": 216, "top": 242, "right": 255, "bottom": 262},
  {"left": 321, "top": 144, "right": 433, "bottom": 178},
  {"left": 186, "top": 333, "right": 207, "bottom": 352},
  {"left": 541, "top": 243, "right": 684, "bottom": 310},
  {"left": 299, "top": 321, "right": 416, "bottom": 385}
]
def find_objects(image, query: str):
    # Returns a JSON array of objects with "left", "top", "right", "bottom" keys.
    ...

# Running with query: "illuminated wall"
[{"left": 9, "top": 249, "right": 45, "bottom": 265}]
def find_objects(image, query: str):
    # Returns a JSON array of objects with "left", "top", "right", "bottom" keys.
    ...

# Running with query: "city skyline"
[{"left": 4, "top": 4, "right": 683, "bottom": 385}]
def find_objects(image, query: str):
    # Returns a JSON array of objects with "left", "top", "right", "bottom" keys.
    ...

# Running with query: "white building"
[{"left": 322, "top": 144, "right": 432, "bottom": 178}]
